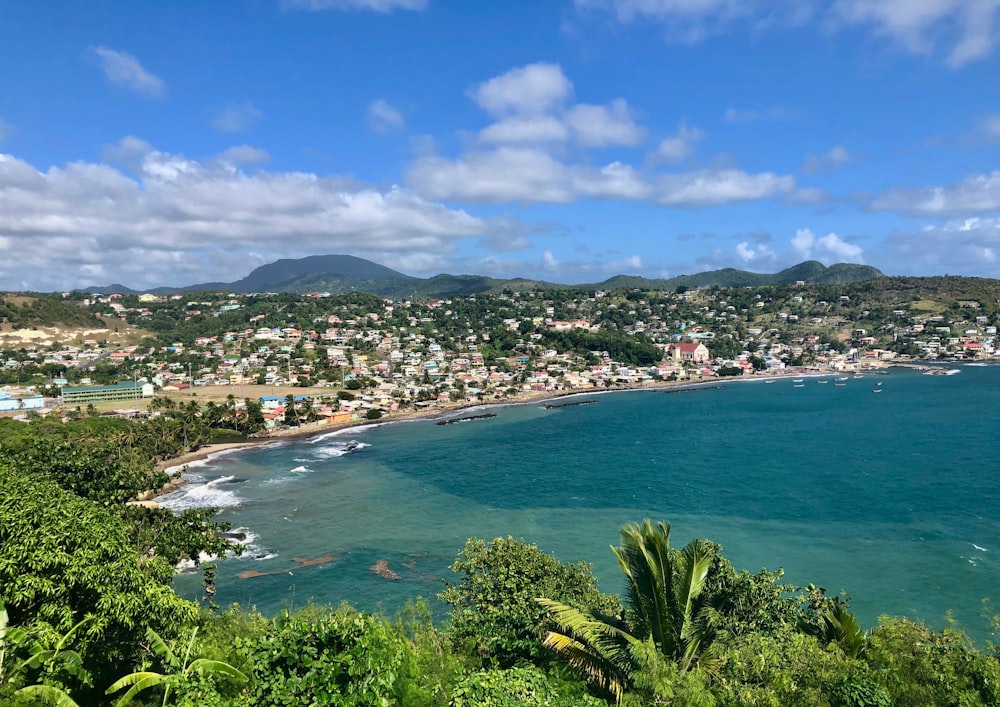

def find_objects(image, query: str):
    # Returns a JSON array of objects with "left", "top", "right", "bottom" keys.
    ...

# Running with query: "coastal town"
[{"left": 0, "top": 278, "right": 995, "bottom": 430}]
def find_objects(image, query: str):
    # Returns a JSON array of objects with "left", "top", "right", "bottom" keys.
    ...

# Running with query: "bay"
[{"left": 163, "top": 365, "right": 1000, "bottom": 640}]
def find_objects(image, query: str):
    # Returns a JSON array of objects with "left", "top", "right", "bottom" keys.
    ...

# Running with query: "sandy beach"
[{"left": 151, "top": 369, "right": 844, "bottom": 482}]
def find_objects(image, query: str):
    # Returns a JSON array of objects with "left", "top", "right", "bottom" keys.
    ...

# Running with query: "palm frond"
[
  {"left": 185, "top": 658, "right": 247, "bottom": 683},
  {"left": 16, "top": 684, "right": 81, "bottom": 707},
  {"left": 105, "top": 671, "right": 165, "bottom": 705}
]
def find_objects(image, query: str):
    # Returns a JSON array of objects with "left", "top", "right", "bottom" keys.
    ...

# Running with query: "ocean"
[{"left": 161, "top": 364, "right": 1000, "bottom": 641}]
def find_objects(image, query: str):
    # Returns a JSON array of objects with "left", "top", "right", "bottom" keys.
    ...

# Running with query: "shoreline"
[{"left": 151, "top": 367, "right": 854, "bottom": 489}]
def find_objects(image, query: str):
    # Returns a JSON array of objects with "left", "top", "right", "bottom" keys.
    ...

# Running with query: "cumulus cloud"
[
  {"left": 564, "top": 99, "right": 645, "bottom": 147},
  {"left": 471, "top": 63, "right": 573, "bottom": 116},
  {"left": 479, "top": 115, "right": 569, "bottom": 144},
  {"left": 871, "top": 171, "right": 1000, "bottom": 217},
  {"left": 283, "top": 0, "right": 427, "bottom": 11},
  {"left": 408, "top": 148, "right": 795, "bottom": 207},
  {"left": 408, "top": 63, "right": 797, "bottom": 208},
  {"left": 572, "top": 161, "right": 652, "bottom": 199},
  {"left": 882, "top": 217, "right": 1000, "bottom": 275},
  {"left": 736, "top": 240, "right": 777, "bottom": 263},
  {"left": 367, "top": 99, "right": 406, "bottom": 133},
  {"left": 802, "top": 145, "right": 854, "bottom": 173},
  {"left": 656, "top": 121, "right": 704, "bottom": 162},
  {"left": 0, "top": 147, "right": 496, "bottom": 290},
  {"left": 791, "top": 227, "right": 864, "bottom": 261},
  {"left": 472, "top": 64, "right": 643, "bottom": 148},
  {"left": 212, "top": 103, "right": 263, "bottom": 133},
  {"left": 408, "top": 147, "right": 573, "bottom": 203},
  {"left": 658, "top": 169, "right": 795, "bottom": 206},
  {"left": 91, "top": 47, "right": 166, "bottom": 98}
]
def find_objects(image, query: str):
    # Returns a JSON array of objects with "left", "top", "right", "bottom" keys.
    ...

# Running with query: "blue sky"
[{"left": 1, "top": 0, "right": 999, "bottom": 290}]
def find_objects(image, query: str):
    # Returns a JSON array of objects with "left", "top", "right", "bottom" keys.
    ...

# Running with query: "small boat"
[
  {"left": 817, "top": 380, "right": 828, "bottom": 384},
  {"left": 871, "top": 389, "right": 883, "bottom": 393},
  {"left": 793, "top": 378, "right": 804, "bottom": 383},
  {"left": 834, "top": 382, "right": 846, "bottom": 387},
  {"left": 837, "top": 376, "right": 849, "bottom": 381},
  {"left": 793, "top": 384, "right": 806, "bottom": 388}
]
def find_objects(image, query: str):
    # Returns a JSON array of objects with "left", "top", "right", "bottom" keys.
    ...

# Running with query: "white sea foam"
[
  {"left": 158, "top": 477, "right": 243, "bottom": 512},
  {"left": 290, "top": 465, "right": 312, "bottom": 473},
  {"left": 973, "top": 543, "right": 988, "bottom": 552},
  {"left": 311, "top": 441, "right": 370, "bottom": 459}
]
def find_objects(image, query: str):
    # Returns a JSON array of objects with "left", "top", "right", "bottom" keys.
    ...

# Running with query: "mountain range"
[{"left": 85, "top": 254, "right": 884, "bottom": 298}]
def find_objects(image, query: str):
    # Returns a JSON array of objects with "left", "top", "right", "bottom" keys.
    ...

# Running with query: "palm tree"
[
  {"left": 537, "top": 520, "right": 716, "bottom": 702},
  {"left": 105, "top": 627, "right": 245, "bottom": 706}
]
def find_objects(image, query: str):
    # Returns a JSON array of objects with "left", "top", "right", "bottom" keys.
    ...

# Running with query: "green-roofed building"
[{"left": 61, "top": 381, "right": 155, "bottom": 405}]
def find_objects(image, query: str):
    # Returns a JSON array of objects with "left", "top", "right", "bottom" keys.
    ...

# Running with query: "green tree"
[
  {"left": 0, "top": 467, "right": 197, "bottom": 693},
  {"left": 439, "top": 536, "right": 620, "bottom": 668}
]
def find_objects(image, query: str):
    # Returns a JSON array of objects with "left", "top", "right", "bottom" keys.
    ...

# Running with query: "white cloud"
[
  {"left": 564, "top": 99, "right": 646, "bottom": 147},
  {"left": 833, "top": 0, "right": 1000, "bottom": 67},
  {"left": 872, "top": 171, "right": 1000, "bottom": 217},
  {"left": 572, "top": 161, "right": 652, "bottom": 199},
  {"left": 579, "top": 0, "right": 1000, "bottom": 65},
  {"left": 212, "top": 103, "right": 263, "bottom": 133},
  {"left": 658, "top": 169, "right": 795, "bottom": 206},
  {"left": 656, "top": 121, "right": 704, "bottom": 162},
  {"left": 0, "top": 147, "right": 495, "bottom": 290},
  {"left": 367, "top": 99, "right": 406, "bottom": 133},
  {"left": 883, "top": 217, "right": 1000, "bottom": 275},
  {"left": 791, "top": 227, "right": 864, "bottom": 262},
  {"left": 408, "top": 147, "right": 573, "bottom": 203},
  {"left": 542, "top": 250, "right": 560, "bottom": 271},
  {"left": 215, "top": 145, "right": 271, "bottom": 166},
  {"left": 479, "top": 116, "right": 569, "bottom": 144},
  {"left": 283, "top": 0, "right": 427, "bottom": 11},
  {"left": 408, "top": 149, "right": 797, "bottom": 207},
  {"left": 91, "top": 47, "right": 166, "bottom": 98},
  {"left": 471, "top": 63, "right": 573, "bottom": 117},
  {"left": 802, "top": 145, "right": 854, "bottom": 173},
  {"left": 736, "top": 240, "right": 777, "bottom": 263}
]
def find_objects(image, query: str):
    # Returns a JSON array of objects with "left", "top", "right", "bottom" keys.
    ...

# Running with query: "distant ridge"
[{"left": 83, "top": 255, "right": 884, "bottom": 297}]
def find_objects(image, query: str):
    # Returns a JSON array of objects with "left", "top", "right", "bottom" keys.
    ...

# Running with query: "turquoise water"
[{"left": 163, "top": 365, "right": 1000, "bottom": 640}]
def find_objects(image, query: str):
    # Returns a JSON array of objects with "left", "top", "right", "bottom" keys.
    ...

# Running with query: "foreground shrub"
[
  {"left": 450, "top": 666, "right": 607, "bottom": 707},
  {"left": 237, "top": 603, "right": 405, "bottom": 706}
]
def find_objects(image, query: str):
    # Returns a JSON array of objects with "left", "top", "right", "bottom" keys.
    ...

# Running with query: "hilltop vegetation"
[{"left": 0, "top": 294, "right": 104, "bottom": 330}]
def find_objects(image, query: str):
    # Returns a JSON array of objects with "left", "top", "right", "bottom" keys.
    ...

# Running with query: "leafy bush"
[
  {"left": 450, "top": 666, "right": 606, "bottom": 707},
  {"left": 237, "top": 603, "right": 406, "bottom": 706},
  {"left": 439, "top": 537, "right": 621, "bottom": 668}
]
